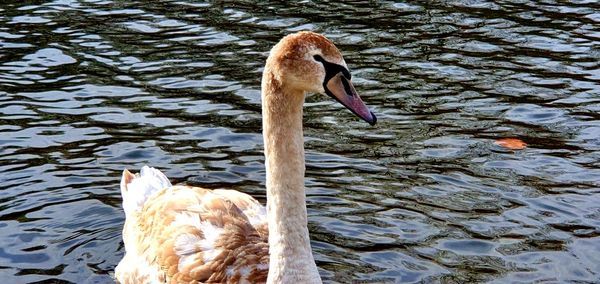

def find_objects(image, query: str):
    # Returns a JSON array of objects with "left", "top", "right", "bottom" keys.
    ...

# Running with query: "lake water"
[{"left": 1, "top": 1, "right": 599, "bottom": 283}]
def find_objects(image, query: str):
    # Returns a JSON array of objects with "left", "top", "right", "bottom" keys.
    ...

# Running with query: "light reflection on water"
[{"left": 1, "top": 1, "right": 599, "bottom": 283}]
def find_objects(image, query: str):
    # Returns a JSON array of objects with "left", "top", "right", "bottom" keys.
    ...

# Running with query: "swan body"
[{"left": 115, "top": 31, "right": 376, "bottom": 284}]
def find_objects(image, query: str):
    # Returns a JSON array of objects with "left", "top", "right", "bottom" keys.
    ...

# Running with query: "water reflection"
[{"left": 1, "top": 0, "right": 599, "bottom": 283}]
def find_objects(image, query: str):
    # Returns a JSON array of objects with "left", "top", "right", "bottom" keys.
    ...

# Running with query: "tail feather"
[{"left": 120, "top": 165, "right": 172, "bottom": 215}]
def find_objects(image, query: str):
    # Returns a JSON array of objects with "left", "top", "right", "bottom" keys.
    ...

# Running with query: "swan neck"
[{"left": 262, "top": 69, "right": 321, "bottom": 284}]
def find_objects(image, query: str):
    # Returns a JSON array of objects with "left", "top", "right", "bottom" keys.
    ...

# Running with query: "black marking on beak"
[
  {"left": 313, "top": 54, "right": 351, "bottom": 85},
  {"left": 340, "top": 76, "right": 354, "bottom": 97}
]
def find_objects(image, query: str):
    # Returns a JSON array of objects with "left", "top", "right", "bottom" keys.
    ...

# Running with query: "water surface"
[{"left": 1, "top": 1, "right": 600, "bottom": 283}]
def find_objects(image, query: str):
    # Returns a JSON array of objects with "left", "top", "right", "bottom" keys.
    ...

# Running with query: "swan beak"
[{"left": 325, "top": 73, "right": 377, "bottom": 125}]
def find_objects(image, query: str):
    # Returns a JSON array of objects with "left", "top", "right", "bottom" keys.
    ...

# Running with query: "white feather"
[
  {"left": 172, "top": 211, "right": 202, "bottom": 229},
  {"left": 120, "top": 165, "right": 172, "bottom": 215},
  {"left": 175, "top": 233, "right": 202, "bottom": 255},
  {"left": 174, "top": 233, "right": 203, "bottom": 272},
  {"left": 247, "top": 206, "right": 267, "bottom": 227},
  {"left": 198, "top": 221, "right": 224, "bottom": 263}
]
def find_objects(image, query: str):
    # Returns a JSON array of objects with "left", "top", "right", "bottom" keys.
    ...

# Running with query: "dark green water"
[{"left": 1, "top": 1, "right": 599, "bottom": 283}]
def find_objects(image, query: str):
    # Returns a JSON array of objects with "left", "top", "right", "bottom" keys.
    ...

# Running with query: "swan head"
[{"left": 266, "top": 31, "right": 377, "bottom": 125}]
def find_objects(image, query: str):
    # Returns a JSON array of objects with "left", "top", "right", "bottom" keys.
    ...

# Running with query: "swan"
[{"left": 115, "top": 31, "right": 376, "bottom": 284}]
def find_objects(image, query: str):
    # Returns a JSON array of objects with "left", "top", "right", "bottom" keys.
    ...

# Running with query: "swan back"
[{"left": 116, "top": 168, "right": 269, "bottom": 284}]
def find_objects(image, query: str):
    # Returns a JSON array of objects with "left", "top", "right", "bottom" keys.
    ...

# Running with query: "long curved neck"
[{"left": 262, "top": 68, "right": 321, "bottom": 284}]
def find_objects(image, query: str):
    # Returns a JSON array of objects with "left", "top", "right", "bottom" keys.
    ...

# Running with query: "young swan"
[{"left": 115, "top": 31, "right": 376, "bottom": 284}]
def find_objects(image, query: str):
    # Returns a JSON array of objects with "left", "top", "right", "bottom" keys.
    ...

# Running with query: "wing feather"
[{"left": 116, "top": 168, "right": 269, "bottom": 284}]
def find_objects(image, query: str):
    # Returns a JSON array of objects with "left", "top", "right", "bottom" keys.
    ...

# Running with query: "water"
[{"left": 1, "top": 1, "right": 599, "bottom": 283}]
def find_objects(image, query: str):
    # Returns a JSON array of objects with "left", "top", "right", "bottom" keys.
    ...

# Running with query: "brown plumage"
[
  {"left": 115, "top": 31, "right": 376, "bottom": 284},
  {"left": 116, "top": 169, "right": 269, "bottom": 283}
]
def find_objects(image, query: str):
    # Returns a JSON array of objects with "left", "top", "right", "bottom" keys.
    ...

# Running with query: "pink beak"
[{"left": 325, "top": 72, "right": 376, "bottom": 125}]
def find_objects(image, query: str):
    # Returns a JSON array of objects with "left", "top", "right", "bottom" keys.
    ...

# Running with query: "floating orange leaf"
[{"left": 495, "top": 138, "right": 527, "bottom": 150}]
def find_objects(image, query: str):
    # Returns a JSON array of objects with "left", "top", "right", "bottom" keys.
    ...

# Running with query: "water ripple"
[{"left": 1, "top": 0, "right": 599, "bottom": 283}]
